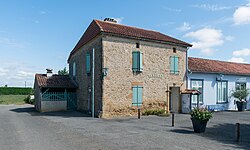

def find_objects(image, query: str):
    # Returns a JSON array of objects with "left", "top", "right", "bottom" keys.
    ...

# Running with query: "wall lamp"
[{"left": 102, "top": 67, "right": 109, "bottom": 79}]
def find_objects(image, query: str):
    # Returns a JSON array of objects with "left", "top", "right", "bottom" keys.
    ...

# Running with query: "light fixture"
[{"left": 102, "top": 67, "right": 109, "bottom": 78}]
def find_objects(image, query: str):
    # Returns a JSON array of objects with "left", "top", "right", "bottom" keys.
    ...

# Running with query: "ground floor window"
[
  {"left": 236, "top": 82, "right": 246, "bottom": 90},
  {"left": 132, "top": 86, "right": 143, "bottom": 106},
  {"left": 217, "top": 81, "right": 228, "bottom": 103},
  {"left": 191, "top": 79, "right": 203, "bottom": 104}
]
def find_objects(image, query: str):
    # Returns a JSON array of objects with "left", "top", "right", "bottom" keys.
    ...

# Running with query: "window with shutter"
[
  {"left": 132, "top": 86, "right": 143, "bottom": 106},
  {"left": 170, "top": 56, "right": 179, "bottom": 74},
  {"left": 132, "top": 51, "right": 143, "bottom": 72},
  {"left": 73, "top": 62, "right": 76, "bottom": 77},
  {"left": 86, "top": 53, "right": 90, "bottom": 74}
]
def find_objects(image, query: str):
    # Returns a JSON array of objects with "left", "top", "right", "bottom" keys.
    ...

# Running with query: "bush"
[
  {"left": 24, "top": 95, "right": 35, "bottom": 105},
  {"left": 143, "top": 109, "right": 166, "bottom": 116},
  {"left": 0, "top": 87, "right": 33, "bottom": 95}
]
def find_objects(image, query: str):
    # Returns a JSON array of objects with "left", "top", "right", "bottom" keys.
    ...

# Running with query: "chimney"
[
  {"left": 104, "top": 18, "right": 117, "bottom": 23},
  {"left": 46, "top": 68, "right": 53, "bottom": 78}
]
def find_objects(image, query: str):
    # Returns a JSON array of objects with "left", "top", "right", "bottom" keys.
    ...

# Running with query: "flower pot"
[
  {"left": 236, "top": 101, "right": 246, "bottom": 111},
  {"left": 191, "top": 118, "right": 208, "bottom": 133}
]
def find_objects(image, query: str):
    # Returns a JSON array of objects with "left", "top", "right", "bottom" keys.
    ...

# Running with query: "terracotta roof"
[
  {"left": 68, "top": 19, "right": 192, "bottom": 62},
  {"left": 188, "top": 57, "right": 250, "bottom": 75},
  {"left": 35, "top": 74, "right": 77, "bottom": 88}
]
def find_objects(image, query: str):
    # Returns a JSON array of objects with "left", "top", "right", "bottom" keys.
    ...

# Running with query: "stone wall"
[
  {"left": 102, "top": 35, "right": 187, "bottom": 118},
  {"left": 68, "top": 35, "right": 103, "bottom": 116}
]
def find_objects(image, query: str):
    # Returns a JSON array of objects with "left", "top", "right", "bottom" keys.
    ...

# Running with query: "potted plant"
[
  {"left": 231, "top": 88, "right": 249, "bottom": 111},
  {"left": 190, "top": 107, "right": 213, "bottom": 133}
]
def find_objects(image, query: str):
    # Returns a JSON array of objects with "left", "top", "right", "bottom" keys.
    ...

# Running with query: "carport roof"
[{"left": 35, "top": 74, "right": 78, "bottom": 88}]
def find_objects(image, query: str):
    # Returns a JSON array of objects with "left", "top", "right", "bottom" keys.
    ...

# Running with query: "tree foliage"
[
  {"left": 231, "top": 88, "right": 250, "bottom": 102},
  {"left": 58, "top": 67, "right": 69, "bottom": 75}
]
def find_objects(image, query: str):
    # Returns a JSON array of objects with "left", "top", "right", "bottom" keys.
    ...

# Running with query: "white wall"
[{"left": 188, "top": 73, "right": 250, "bottom": 110}]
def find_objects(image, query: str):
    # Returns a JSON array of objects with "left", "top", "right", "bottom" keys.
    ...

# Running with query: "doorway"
[{"left": 170, "top": 87, "right": 180, "bottom": 113}]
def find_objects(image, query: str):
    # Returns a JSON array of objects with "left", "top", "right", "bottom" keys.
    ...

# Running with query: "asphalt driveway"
[{"left": 0, "top": 105, "right": 249, "bottom": 150}]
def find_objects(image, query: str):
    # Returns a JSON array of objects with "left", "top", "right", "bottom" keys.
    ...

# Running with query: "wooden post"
[
  {"left": 172, "top": 113, "right": 175, "bottom": 127},
  {"left": 138, "top": 108, "right": 141, "bottom": 119},
  {"left": 236, "top": 123, "right": 240, "bottom": 142},
  {"left": 196, "top": 94, "right": 199, "bottom": 108}
]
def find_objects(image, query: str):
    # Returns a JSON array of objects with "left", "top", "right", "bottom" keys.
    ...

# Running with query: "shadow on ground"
[
  {"left": 201, "top": 123, "right": 249, "bottom": 149},
  {"left": 10, "top": 106, "right": 90, "bottom": 118}
]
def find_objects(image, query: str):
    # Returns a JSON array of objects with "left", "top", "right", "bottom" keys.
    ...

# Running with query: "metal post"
[
  {"left": 236, "top": 123, "right": 240, "bottom": 142},
  {"left": 138, "top": 108, "right": 141, "bottom": 119},
  {"left": 92, "top": 48, "right": 95, "bottom": 118},
  {"left": 197, "top": 94, "right": 199, "bottom": 108},
  {"left": 172, "top": 113, "right": 175, "bottom": 127}
]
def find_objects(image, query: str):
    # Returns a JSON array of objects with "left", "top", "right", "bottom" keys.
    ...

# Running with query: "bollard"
[
  {"left": 172, "top": 113, "right": 174, "bottom": 127},
  {"left": 138, "top": 108, "right": 141, "bottom": 119},
  {"left": 236, "top": 123, "right": 240, "bottom": 142}
]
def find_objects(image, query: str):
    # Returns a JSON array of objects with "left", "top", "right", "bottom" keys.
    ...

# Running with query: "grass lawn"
[{"left": 0, "top": 95, "right": 28, "bottom": 105}]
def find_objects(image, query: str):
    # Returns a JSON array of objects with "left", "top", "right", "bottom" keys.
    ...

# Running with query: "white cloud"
[
  {"left": 184, "top": 28, "right": 224, "bottom": 55},
  {"left": 163, "top": 7, "right": 182, "bottom": 12},
  {"left": 192, "top": 4, "right": 231, "bottom": 11},
  {"left": 177, "top": 22, "right": 191, "bottom": 32},
  {"left": 0, "top": 68, "right": 8, "bottom": 76},
  {"left": 0, "top": 37, "right": 25, "bottom": 49},
  {"left": 233, "top": 48, "right": 250, "bottom": 56},
  {"left": 39, "top": 11, "right": 46, "bottom": 15},
  {"left": 228, "top": 57, "right": 247, "bottom": 63},
  {"left": 233, "top": 3, "right": 250, "bottom": 25},
  {"left": 225, "top": 35, "right": 234, "bottom": 41},
  {"left": 113, "top": 17, "right": 124, "bottom": 24}
]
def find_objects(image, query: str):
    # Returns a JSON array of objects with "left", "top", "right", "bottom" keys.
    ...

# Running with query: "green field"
[{"left": 0, "top": 95, "right": 28, "bottom": 105}]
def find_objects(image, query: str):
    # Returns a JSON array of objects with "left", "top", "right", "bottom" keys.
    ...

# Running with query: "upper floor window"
[
  {"left": 86, "top": 53, "right": 91, "bottom": 74},
  {"left": 73, "top": 62, "right": 76, "bottom": 77},
  {"left": 132, "top": 51, "right": 143, "bottom": 72},
  {"left": 136, "top": 43, "right": 140, "bottom": 48},
  {"left": 173, "top": 47, "right": 176, "bottom": 53},
  {"left": 217, "top": 81, "right": 228, "bottom": 103},
  {"left": 170, "top": 56, "right": 179, "bottom": 74},
  {"left": 191, "top": 80, "right": 203, "bottom": 104}
]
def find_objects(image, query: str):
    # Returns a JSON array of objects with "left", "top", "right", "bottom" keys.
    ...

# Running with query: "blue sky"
[{"left": 0, "top": 0, "right": 250, "bottom": 87}]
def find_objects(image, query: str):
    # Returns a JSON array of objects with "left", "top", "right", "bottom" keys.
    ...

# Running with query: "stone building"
[{"left": 67, "top": 18, "right": 192, "bottom": 118}]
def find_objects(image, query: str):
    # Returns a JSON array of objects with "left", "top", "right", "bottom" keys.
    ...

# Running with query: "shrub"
[
  {"left": 143, "top": 109, "right": 166, "bottom": 116},
  {"left": 190, "top": 107, "right": 213, "bottom": 121},
  {"left": 24, "top": 95, "right": 35, "bottom": 105}
]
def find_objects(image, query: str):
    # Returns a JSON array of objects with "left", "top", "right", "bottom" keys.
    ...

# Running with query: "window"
[
  {"left": 86, "top": 53, "right": 90, "bottom": 74},
  {"left": 217, "top": 81, "right": 228, "bottom": 103},
  {"left": 136, "top": 43, "right": 140, "bottom": 48},
  {"left": 132, "top": 86, "right": 143, "bottom": 106},
  {"left": 191, "top": 80, "right": 203, "bottom": 104},
  {"left": 132, "top": 51, "right": 143, "bottom": 72},
  {"left": 173, "top": 47, "right": 176, "bottom": 53},
  {"left": 73, "top": 62, "right": 76, "bottom": 77},
  {"left": 236, "top": 82, "right": 246, "bottom": 90},
  {"left": 170, "top": 56, "right": 179, "bottom": 74}
]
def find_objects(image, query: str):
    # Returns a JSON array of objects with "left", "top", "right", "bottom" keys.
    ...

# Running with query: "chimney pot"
[
  {"left": 104, "top": 18, "right": 117, "bottom": 23},
  {"left": 46, "top": 68, "right": 53, "bottom": 78}
]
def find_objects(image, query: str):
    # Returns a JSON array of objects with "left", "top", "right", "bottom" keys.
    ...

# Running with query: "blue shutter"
[
  {"left": 137, "top": 86, "right": 143, "bottom": 106},
  {"left": 132, "top": 52, "right": 138, "bottom": 71},
  {"left": 86, "top": 54, "right": 90, "bottom": 73},
  {"left": 174, "top": 56, "right": 179, "bottom": 74},
  {"left": 132, "top": 86, "right": 138, "bottom": 106},
  {"left": 139, "top": 52, "right": 143, "bottom": 71},
  {"left": 73, "top": 62, "right": 76, "bottom": 77},
  {"left": 170, "top": 56, "right": 174, "bottom": 73}
]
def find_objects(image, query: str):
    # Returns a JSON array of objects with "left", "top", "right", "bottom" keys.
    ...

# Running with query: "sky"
[{"left": 0, "top": 0, "right": 250, "bottom": 87}]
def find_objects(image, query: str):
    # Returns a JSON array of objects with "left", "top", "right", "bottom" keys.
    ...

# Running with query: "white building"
[{"left": 187, "top": 57, "right": 250, "bottom": 111}]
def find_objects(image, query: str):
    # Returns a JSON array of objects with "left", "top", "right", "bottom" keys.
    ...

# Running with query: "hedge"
[{"left": 0, "top": 87, "right": 33, "bottom": 95}]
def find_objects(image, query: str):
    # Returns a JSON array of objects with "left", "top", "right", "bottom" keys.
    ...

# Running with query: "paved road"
[{"left": 0, "top": 105, "right": 250, "bottom": 150}]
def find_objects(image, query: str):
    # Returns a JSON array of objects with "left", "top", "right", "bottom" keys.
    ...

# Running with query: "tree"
[
  {"left": 231, "top": 88, "right": 250, "bottom": 102},
  {"left": 58, "top": 67, "right": 69, "bottom": 75}
]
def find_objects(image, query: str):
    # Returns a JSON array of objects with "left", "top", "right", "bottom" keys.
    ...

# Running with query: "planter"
[
  {"left": 236, "top": 101, "right": 246, "bottom": 111},
  {"left": 191, "top": 118, "right": 208, "bottom": 133}
]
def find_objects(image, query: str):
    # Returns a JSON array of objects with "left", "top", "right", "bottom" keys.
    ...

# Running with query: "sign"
[{"left": 147, "top": 73, "right": 164, "bottom": 79}]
